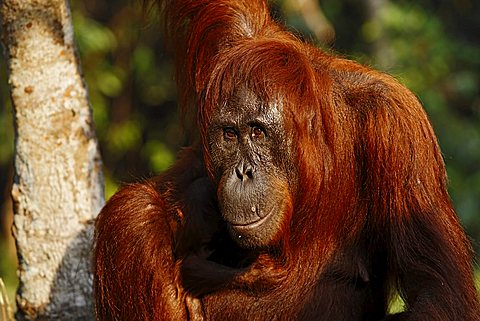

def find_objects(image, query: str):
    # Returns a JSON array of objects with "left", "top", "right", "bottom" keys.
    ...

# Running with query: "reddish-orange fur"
[{"left": 94, "top": 1, "right": 480, "bottom": 320}]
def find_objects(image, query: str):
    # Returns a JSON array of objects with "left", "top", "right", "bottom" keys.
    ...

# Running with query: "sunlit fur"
[{"left": 94, "top": 1, "right": 480, "bottom": 320}]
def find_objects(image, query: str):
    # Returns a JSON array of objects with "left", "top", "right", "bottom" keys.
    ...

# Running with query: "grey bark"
[{"left": 0, "top": 0, "right": 104, "bottom": 319}]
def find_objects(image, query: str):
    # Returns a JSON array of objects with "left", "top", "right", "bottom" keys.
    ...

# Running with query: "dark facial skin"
[{"left": 207, "top": 87, "right": 294, "bottom": 248}]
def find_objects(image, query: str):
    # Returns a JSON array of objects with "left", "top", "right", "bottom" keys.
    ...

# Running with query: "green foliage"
[
  {"left": 142, "top": 141, "right": 175, "bottom": 173},
  {"left": 0, "top": 108, "right": 13, "bottom": 166},
  {"left": 106, "top": 120, "right": 142, "bottom": 155},
  {"left": 70, "top": 1, "right": 180, "bottom": 189},
  {"left": 73, "top": 12, "right": 117, "bottom": 54},
  {"left": 0, "top": 244, "right": 16, "bottom": 315},
  {"left": 0, "top": 59, "right": 13, "bottom": 167},
  {"left": 388, "top": 294, "right": 405, "bottom": 315},
  {"left": 103, "top": 170, "right": 119, "bottom": 201}
]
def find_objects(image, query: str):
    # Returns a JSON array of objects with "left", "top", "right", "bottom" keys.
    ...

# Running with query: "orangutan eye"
[
  {"left": 223, "top": 127, "right": 238, "bottom": 141},
  {"left": 251, "top": 125, "right": 265, "bottom": 139}
]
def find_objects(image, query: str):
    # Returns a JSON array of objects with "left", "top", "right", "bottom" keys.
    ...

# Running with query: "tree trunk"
[{"left": 0, "top": 0, "right": 104, "bottom": 319}]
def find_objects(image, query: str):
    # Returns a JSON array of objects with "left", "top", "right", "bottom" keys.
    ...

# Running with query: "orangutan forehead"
[{"left": 215, "top": 86, "right": 284, "bottom": 122}]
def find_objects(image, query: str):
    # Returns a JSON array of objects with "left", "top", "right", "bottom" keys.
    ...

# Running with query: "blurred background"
[{"left": 1, "top": 0, "right": 479, "bottom": 309}]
